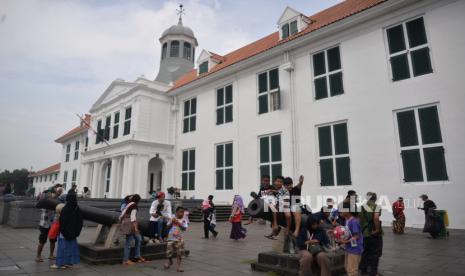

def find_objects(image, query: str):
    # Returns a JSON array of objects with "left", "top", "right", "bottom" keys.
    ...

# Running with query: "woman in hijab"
[
  {"left": 51, "top": 193, "right": 83, "bottom": 269},
  {"left": 229, "top": 195, "right": 246, "bottom": 240}
]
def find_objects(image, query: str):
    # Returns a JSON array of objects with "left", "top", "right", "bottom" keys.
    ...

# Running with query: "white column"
[
  {"left": 90, "top": 161, "right": 100, "bottom": 198},
  {"left": 121, "top": 155, "right": 132, "bottom": 197},
  {"left": 115, "top": 157, "right": 124, "bottom": 198},
  {"left": 135, "top": 155, "right": 149, "bottom": 198},
  {"left": 109, "top": 157, "right": 119, "bottom": 198}
]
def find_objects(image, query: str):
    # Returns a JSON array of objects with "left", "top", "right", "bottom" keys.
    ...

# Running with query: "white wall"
[
  {"left": 32, "top": 173, "right": 59, "bottom": 196},
  {"left": 59, "top": 132, "right": 87, "bottom": 192}
]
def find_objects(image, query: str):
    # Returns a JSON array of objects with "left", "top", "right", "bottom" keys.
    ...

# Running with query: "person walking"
[
  {"left": 120, "top": 194, "right": 145, "bottom": 265},
  {"left": 202, "top": 195, "right": 218, "bottom": 238},
  {"left": 392, "top": 197, "right": 405, "bottom": 234},
  {"left": 360, "top": 192, "right": 383, "bottom": 276},
  {"left": 229, "top": 195, "right": 246, "bottom": 240},
  {"left": 164, "top": 206, "right": 189, "bottom": 272},
  {"left": 51, "top": 193, "right": 83, "bottom": 269},
  {"left": 35, "top": 189, "right": 56, "bottom": 263},
  {"left": 149, "top": 192, "right": 172, "bottom": 242},
  {"left": 418, "top": 194, "right": 440, "bottom": 238}
]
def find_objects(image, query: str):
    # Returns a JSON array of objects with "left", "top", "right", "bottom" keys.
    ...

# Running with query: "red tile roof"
[
  {"left": 55, "top": 114, "right": 91, "bottom": 143},
  {"left": 171, "top": 0, "right": 386, "bottom": 91},
  {"left": 31, "top": 163, "right": 60, "bottom": 177}
]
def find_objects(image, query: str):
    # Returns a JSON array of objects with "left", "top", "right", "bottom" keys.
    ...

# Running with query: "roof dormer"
[
  {"left": 277, "top": 6, "right": 311, "bottom": 40},
  {"left": 196, "top": 50, "right": 225, "bottom": 75}
]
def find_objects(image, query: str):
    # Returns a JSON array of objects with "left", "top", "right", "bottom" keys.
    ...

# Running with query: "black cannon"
[{"left": 36, "top": 197, "right": 151, "bottom": 237}]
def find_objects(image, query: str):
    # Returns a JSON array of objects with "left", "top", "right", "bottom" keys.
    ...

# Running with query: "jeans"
[
  {"left": 150, "top": 220, "right": 165, "bottom": 239},
  {"left": 123, "top": 233, "right": 141, "bottom": 261}
]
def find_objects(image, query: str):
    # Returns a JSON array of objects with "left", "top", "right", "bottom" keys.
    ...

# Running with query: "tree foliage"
[{"left": 0, "top": 169, "right": 30, "bottom": 195}]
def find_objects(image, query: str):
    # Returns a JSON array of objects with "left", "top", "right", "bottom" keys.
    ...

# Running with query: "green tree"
[{"left": 0, "top": 168, "right": 30, "bottom": 195}]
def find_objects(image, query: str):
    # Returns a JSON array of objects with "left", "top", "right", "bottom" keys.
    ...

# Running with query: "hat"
[{"left": 157, "top": 192, "right": 166, "bottom": 198}]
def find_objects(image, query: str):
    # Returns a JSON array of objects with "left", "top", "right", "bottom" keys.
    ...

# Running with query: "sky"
[{"left": 0, "top": 0, "right": 341, "bottom": 172}]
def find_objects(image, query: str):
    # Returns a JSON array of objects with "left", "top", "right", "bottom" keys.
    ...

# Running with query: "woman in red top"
[
  {"left": 229, "top": 195, "right": 246, "bottom": 240},
  {"left": 392, "top": 197, "right": 405, "bottom": 234}
]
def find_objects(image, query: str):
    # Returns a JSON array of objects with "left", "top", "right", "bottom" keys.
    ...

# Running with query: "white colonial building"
[
  {"left": 30, "top": 163, "right": 60, "bottom": 195},
  {"left": 43, "top": 0, "right": 465, "bottom": 228}
]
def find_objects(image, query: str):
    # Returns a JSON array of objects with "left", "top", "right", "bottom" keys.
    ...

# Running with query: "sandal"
[
  {"left": 264, "top": 234, "right": 277, "bottom": 240},
  {"left": 48, "top": 256, "right": 56, "bottom": 260},
  {"left": 135, "top": 257, "right": 146, "bottom": 263},
  {"left": 35, "top": 257, "right": 44, "bottom": 263},
  {"left": 123, "top": 260, "right": 135, "bottom": 265}
]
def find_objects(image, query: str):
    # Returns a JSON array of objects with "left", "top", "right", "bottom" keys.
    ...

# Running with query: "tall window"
[
  {"left": 313, "top": 46, "right": 343, "bottom": 100},
  {"left": 71, "top": 169, "right": 77, "bottom": 186},
  {"left": 63, "top": 171, "right": 68, "bottom": 186},
  {"left": 183, "top": 98, "right": 196, "bottom": 133},
  {"left": 259, "top": 134, "right": 282, "bottom": 180},
  {"left": 65, "top": 144, "right": 71, "bottom": 162},
  {"left": 113, "top": 111, "right": 120, "bottom": 139},
  {"left": 281, "top": 23, "right": 289, "bottom": 39},
  {"left": 183, "top": 42, "right": 191, "bottom": 60},
  {"left": 105, "top": 164, "right": 111, "bottom": 193},
  {"left": 216, "top": 85, "right": 233, "bottom": 125},
  {"left": 170, "top": 41, "right": 179, "bottom": 57},
  {"left": 258, "top": 68, "right": 280, "bottom": 114},
  {"left": 74, "top": 141, "right": 79, "bottom": 160},
  {"left": 198, "top": 61, "right": 208, "bottom": 74},
  {"left": 317, "top": 122, "right": 351, "bottom": 186},
  {"left": 84, "top": 137, "right": 88, "bottom": 151},
  {"left": 96, "top": 120, "right": 103, "bottom": 144},
  {"left": 281, "top": 20, "right": 298, "bottom": 39},
  {"left": 395, "top": 105, "right": 448, "bottom": 182},
  {"left": 161, "top": 43, "right": 167, "bottom": 59},
  {"left": 290, "top": 21, "right": 298, "bottom": 35},
  {"left": 216, "top": 142, "right": 233, "bottom": 190},
  {"left": 123, "top": 107, "right": 132, "bottom": 136},
  {"left": 55, "top": 174, "right": 58, "bottom": 181},
  {"left": 104, "top": 116, "right": 111, "bottom": 141},
  {"left": 181, "top": 149, "right": 195, "bottom": 190},
  {"left": 386, "top": 17, "right": 432, "bottom": 81}
]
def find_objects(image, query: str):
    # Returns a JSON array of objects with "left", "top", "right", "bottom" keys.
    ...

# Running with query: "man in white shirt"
[{"left": 149, "top": 192, "right": 172, "bottom": 242}]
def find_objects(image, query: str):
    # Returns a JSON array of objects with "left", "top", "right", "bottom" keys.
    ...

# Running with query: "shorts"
[
  {"left": 166, "top": 240, "right": 185, "bottom": 258},
  {"left": 38, "top": 227, "right": 55, "bottom": 244}
]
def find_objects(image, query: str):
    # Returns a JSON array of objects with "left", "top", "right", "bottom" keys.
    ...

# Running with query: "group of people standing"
[{"left": 35, "top": 184, "right": 83, "bottom": 269}]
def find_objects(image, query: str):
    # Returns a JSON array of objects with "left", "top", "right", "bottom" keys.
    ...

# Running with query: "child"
[
  {"left": 340, "top": 202, "right": 363, "bottom": 276},
  {"left": 165, "top": 206, "right": 189, "bottom": 272}
]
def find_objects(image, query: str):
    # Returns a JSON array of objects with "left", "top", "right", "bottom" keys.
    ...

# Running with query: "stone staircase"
[{"left": 189, "top": 205, "right": 250, "bottom": 222}]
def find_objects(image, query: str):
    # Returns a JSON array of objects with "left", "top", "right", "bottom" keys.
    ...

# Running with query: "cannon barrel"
[
  {"left": 247, "top": 198, "right": 310, "bottom": 230},
  {"left": 36, "top": 198, "right": 151, "bottom": 237}
]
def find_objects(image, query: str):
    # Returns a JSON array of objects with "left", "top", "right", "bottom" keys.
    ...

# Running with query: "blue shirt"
[{"left": 345, "top": 217, "right": 363, "bottom": 255}]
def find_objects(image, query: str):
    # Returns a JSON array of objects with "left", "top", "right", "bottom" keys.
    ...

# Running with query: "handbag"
[
  {"left": 120, "top": 215, "right": 135, "bottom": 235},
  {"left": 308, "top": 244, "right": 323, "bottom": 255},
  {"left": 48, "top": 221, "right": 60, "bottom": 240}
]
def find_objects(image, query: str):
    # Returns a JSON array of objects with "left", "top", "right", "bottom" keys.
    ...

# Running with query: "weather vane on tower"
[{"left": 177, "top": 4, "right": 185, "bottom": 23}]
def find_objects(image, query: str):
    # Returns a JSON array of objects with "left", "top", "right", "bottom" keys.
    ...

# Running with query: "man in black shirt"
[
  {"left": 245, "top": 175, "right": 274, "bottom": 225},
  {"left": 284, "top": 175, "right": 304, "bottom": 237}
]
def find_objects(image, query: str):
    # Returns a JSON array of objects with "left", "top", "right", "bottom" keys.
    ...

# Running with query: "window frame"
[
  {"left": 170, "top": 40, "right": 180, "bottom": 57},
  {"left": 315, "top": 120, "right": 352, "bottom": 187},
  {"left": 71, "top": 169, "right": 77, "bottom": 186},
  {"left": 311, "top": 45, "right": 344, "bottom": 101},
  {"left": 257, "top": 67, "right": 280, "bottom": 115},
  {"left": 65, "top": 144, "right": 71, "bottom": 162},
  {"left": 123, "top": 106, "right": 132, "bottom": 136},
  {"left": 113, "top": 111, "right": 120, "bottom": 139},
  {"left": 198, "top": 61, "right": 208, "bottom": 74},
  {"left": 74, "top": 141, "right": 79, "bottom": 160},
  {"left": 216, "top": 84, "right": 233, "bottom": 125},
  {"left": 182, "top": 97, "right": 197, "bottom": 133},
  {"left": 183, "top": 42, "right": 192, "bottom": 60},
  {"left": 384, "top": 15, "right": 433, "bottom": 82},
  {"left": 258, "top": 132, "right": 283, "bottom": 181},
  {"left": 393, "top": 103, "right": 449, "bottom": 184},
  {"left": 63, "top": 171, "right": 68, "bottom": 185},
  {"left": 181, "top": 148, "right": 196, "bottom": 191},
  {"left": 215, "top": 141, "right": 234, "bottom": 190}
]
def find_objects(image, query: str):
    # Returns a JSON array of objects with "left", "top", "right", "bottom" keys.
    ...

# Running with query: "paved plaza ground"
[{"left": 0, "top": 222, "right": 464, "bottom": 276}]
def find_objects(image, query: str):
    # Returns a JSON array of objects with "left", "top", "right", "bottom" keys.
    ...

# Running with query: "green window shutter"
[
  {"left": 386, "top": 25, "right": 406, "bottom": 54},
  {"left": 217, "top": 88, "right": 224, "bottom": 106},
  {"left": 114, "top": 112, "right": 120, "bottom": 123},
  {"left": 271, "top": 135, "right": 282, "bottom": 162},
  {"left": 199, "top": 61, "right": 208, "bottom": 74},
  {"left": 225, "top": 105, "right": 233, "bottom": 123},
  {"left": 336, "top": 157, "right": 351, "bottom": 186},
  {"left": 314, "top": 77, "right": 328, "bottom": 100},
  {"left": 125, "top": 107, "right": 132, "bottom": 119},
  {"left": 329, "top": 72, "right": 344, "bottom": 96},
  {"left": 123, "top": 121, "right": 130, "bottom": 135},
  {"left": 181, "top": 173, "right": 188, "bottom": 190},
  {"left": 258, "top": 94, "right": 268, "bottom": 114},
  {"left": 290, "top": 21, "right": 298, "bottom": 35},
  {"left": 184, "top": 100, "right": 190, "bottom": 116},
  {"left": 190, "top": 117, "right": 196, "bottom": 131},
  {"left": 411, "top": 47, "right": 432, "bottom": 77},
  {"left": 423, "top": 146, "right": 448, "bottom": 181},
  {"left": 318, "top": 126, "right": 332, "bottom": 157},
  {"left": 397, "top": 110, "right": 419, "bottom": 147},
  {"left": 401, "top": 149, "right": 423, "bottom": 182},
  {"left": 269, "top": 69, "right": 279, "bottom": 90},
  {"left": 418, "top": 106, "right": 442, "bottom": 145},
  {"left": 281, "top": 23, "right": 289, "bottom": 39},
  {"left": 191, "top": 98, "right": 197, "bottom": 114},
  {"left": 182, "top": 151, "right": 188, "bottom": 171},
  {"left": 216, "top": 108, "right": 224, "bottom": 125},
  {"left": 260, "top": 165, "right": 270, "bottom": 179},
  {"left": 406, "top": 17, "right": 427, "bottom": 48},
  {"left": 271, "top": 164, "right": 282, "bottom": 180},
  {"left": 189, "top": 150, "right": 195, "bottom": 170},
  {"left": 188, "top": 172, "right": 195, "bottom": 190},
  {"left": 320, "top": 159, "right": 334, "bottom": 186},
  {"left": 225, "top": 85, "right": 233, "bottom": 104},
  {"left": 391, "top": 54, "right": 410, "bottom": 81},
  {"left": 327, "top": 47, "right": 341, "bottom": 71},
  {"left": 258, "top": 72, "right": 268, "bottom": 93},
  {"left": 225, "top": 143, "right": 233, "bottom": 167},
  {"left": 334, "top": 123, "right": 349, "bottom": 155},
  {"left": 313, "top": 52, "right": 326, "bottom": 76},
  {"left": 216, "top": 170, "right": 223, "bottom": 190},
  {"left": 216, "top": 144, "right": 224, "bottom": 168},
  {"left": 260, "top": 137, "right": 270, "bottom": 163},
  {"left": 225, "top": 168, "right": 233, "bottom": 190},
  {"left": 183, "top": 118, "right": 189, "bottom": 133}
]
